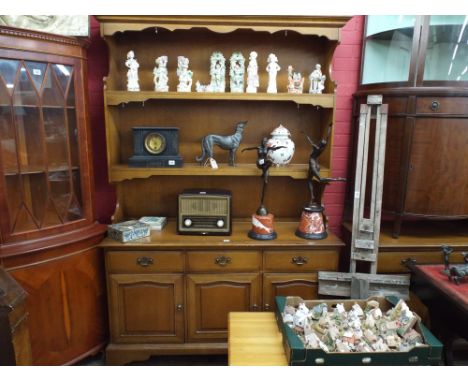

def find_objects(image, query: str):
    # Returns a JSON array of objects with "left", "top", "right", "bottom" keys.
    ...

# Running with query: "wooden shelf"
[
  {"left": 4, "top": 165, "right": 79, "bottom": 176},
  {"left": 109, "top": 163, "right": 329, "bottom": 181},
  {"left": 105, "top": 90, "right": 335, "bottom": 108}
]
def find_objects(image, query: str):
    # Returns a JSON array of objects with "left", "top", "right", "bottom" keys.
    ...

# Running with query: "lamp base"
[
  {"left": 295, "top": 204, "right": 327, "bottom": 240},
  {"left": 248, "top": 213, "right": 277, "bottom": 241}
]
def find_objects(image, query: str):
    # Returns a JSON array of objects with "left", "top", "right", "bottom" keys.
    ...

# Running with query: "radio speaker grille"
[{"left": 180, "top": 196, "right": 229, "bottom": 216}]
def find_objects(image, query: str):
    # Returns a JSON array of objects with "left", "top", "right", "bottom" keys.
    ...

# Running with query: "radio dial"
[
  {"left": 184, "top": 218, "right": 192, "bottom": 227},
  {"left": 216, "top": 219, "right": 225, "bottom": 228}
]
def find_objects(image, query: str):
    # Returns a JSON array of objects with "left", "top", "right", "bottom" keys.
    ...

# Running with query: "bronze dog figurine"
[{"left": 196, "top": 121, "right": 247, "bottom": 166}]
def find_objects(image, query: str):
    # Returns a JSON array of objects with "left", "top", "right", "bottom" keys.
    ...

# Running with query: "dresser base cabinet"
[{"left": 101, "top": 221, "right": 343, "bottom": 365}]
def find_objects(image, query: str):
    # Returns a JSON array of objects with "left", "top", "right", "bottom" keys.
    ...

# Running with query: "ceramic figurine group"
[{"left": 125, "top": 50, "right": 326, "bottom": 94}]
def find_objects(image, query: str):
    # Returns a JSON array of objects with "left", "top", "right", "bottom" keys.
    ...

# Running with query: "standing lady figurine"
[
  {"left": 266, "top": 53, "right": 281, "bottom": 93},
  {"left": 153, "top": 55, "right": 169, "bottom": 92},
  {"left": 246, "top": 51, "right": 259, "bottom": 93},
  {"left": 125, "top": 50, "right": 140, "bottom": 92}
]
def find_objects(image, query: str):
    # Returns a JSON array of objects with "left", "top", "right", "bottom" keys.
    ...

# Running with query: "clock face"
[{"left": 144, "top": 132, "right": 166, "bottom": 155}]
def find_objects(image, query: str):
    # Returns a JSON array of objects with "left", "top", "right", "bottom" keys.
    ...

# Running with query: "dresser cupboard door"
[
  {"left": 186, "top": 274, "right": 261, "bottom": 341},
  {"left": 108, "top": 274, "right": 184, "bottom": 343},
  {"left": 263, "top": 273, "right": 319, "bottom": 311}
]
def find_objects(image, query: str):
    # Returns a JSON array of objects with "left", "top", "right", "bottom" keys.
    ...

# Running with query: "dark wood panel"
[
  {"left": 405, "top": 118, "right": 468, "bottom": 216},
  {"left": 416, "top": 97, "right": 468, "bottom": 115}
]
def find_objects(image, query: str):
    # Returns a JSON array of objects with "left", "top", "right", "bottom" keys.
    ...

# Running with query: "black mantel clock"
[{"left": 129, "top": 127, "right": 183, "bottom": 167}]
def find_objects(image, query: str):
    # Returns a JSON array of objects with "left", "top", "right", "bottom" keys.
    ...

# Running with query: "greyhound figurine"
[{"left": 196, "top": 121, "right": 247, "bottom": 167}]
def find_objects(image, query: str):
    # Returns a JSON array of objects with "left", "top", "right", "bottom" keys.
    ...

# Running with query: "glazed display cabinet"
[
  {"left": 354, "top": 15, "right": 468, "bottom": 237},
  {"left": 0, "top": 26, "right": 106, "bottom": 365},
  {"left": 97, "top": 16, "right": 350, "bottom": 364}
]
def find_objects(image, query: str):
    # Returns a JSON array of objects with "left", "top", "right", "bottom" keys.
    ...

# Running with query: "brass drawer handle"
[
  {"left": 215, "top": 256, "right": 232, "bottom": 266},
  {"left": 264, "top": 303, "right": 270, "bottom": 311},
  {"left": 291, "top": 256, "right": 308, "bottom": 266},
  {"left": 176, "top": 304, "right": 183, "bottom": 311},
  {"left": 430, "top": 100, "right": 440, "bottom": 111},
  {"left": 136, "top": 256, "right": 154, "bottom": 267},
  {"left": 252, "top": 304, "right": 259, "bottom": 311}
]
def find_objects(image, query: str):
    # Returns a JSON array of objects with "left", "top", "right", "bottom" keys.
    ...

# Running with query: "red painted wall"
[{"left": 87, "top": 16, "right": 365, "bottom": 236}]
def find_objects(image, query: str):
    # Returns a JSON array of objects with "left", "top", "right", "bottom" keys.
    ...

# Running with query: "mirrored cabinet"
[
  {"left": 0, "top": 26, "right": 106, "bottom": 365},
  {"left": 354, "top": 15, "right": 468, "bottom": 237}
]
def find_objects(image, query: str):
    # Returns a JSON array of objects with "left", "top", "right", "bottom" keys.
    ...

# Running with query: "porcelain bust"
[
  {"left": 125, "top": 50, "right": 140, "bottom": 92},
  {"left": 153, "top": 55, "right": 169, "bottom": 92},
  {"left": 266, "top": 53, "right": 280, "bottom": 94}
]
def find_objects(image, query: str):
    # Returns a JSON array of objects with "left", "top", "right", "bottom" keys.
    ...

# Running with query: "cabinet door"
[
  {"left": 108, "top": 274, "right": 184, "bottom": 344},
  {"left": 9, "top": 248, "right": 106, "bottom": 365},
  {"left": 186, "top": 273, "right": 261, "bottom": 341},
  {"left": 263, "top": 273, "right": 319, "bottom": 311},
  {"left": 405, "top": 118, "right": 468, "bottom": 216}
]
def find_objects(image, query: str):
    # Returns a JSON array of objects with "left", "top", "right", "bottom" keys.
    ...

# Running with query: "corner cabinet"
[
  {"left": 96, "top": 16, "right": 349, "bottom": 365},
  {"left": 354, "top": 15, "right": 468, "bottom": 237},
  {"left": 0, "top": 27, "right": 107, "bottom": 364}
]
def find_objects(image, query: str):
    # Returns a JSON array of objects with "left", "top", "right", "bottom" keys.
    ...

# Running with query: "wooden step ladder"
[{"left": 319, "top": 95, "right": 410, "bottom": 299}]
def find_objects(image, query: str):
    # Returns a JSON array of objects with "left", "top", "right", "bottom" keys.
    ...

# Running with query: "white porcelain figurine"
[
  {"left": 229, "top": 52, "right": 245, "bottom": 93},
  {"left": 125, "top": 50, "right": 140, "bottom": 92},
  {"left": 266, "top": 124, "right": 295, "bottom": 166},
  {"left": 309, "top": 63, "right": 326, "bottom": 94},
  {"left": 195, "top": 51, "right": 226, "bottom": 93},
  {"left": 210, "top": 51, "right": 226, "bottom": 92},
  {"left": 287, "top": 65, "right": 304, "bottom": 94},
  {"left": 153, "top": 55, "right": 169, "bottom": 92},
  {"left": 246, "top": 51, "right": 259, "bottom": 93},
  {"left": 266, "top": 53, "right": 280, "bottom": 93},
  {"left": 177, "top": 56, "right": 193, "bottom": 92}
]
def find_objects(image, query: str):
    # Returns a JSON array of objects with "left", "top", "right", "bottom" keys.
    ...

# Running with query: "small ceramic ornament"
[
  {"left": 287, "top": 65, "right": 304, "bottom": 94},
  {"left": 176, "top": 56, "right": 193, "bottom": 92},
  {"left": 125, "top": 50, "right": 140, "bottom": 91},
  {"left": 266, "top": 53, "right": 280, "bottom": 93},
  {"left": 229, "top": 52, "right": 245, "bottom": 93},
  {"left": 246, "top": 51, "right": 259, "bottom": 93},
  {"left": 266, "top": 124, "right": 295, "bottom": 166},
  {"left": 196, "top": 51, "right": 226, "bottom": 92},
  {"left": 309, "top": 63, "right": 326, "bottom": 94},
  {"left": 153, "top": 55, "right": 169, "bottom": 92}
]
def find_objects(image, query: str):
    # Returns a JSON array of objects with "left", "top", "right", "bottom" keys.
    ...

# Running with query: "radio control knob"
[
  {"left": 184, "top": 218, "right": 192, "bottom": 227},
  {"left": 216, "top": 219, "right": 224, "bottom": 228}
]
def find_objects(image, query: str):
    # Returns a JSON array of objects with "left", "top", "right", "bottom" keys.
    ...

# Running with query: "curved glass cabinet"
[
  {"left": 0, "top": 59, "right": 84, "bottom": 235},
  {"left": 361, "top": 15, "right": 468, "bottom": 86},
  {"left": 355, "top": 15, "right": 468, "bottom": 238},
  {"left": 423, "top": 15, "right": 468, "bottom": 82},
  {"left": 361, "top": 15, "right": 417, "bottom": 84}
]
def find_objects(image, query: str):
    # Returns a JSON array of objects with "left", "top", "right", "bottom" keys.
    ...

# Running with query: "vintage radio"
[{"left": 178, "top": 189, "right": 231, "bottom": 235}]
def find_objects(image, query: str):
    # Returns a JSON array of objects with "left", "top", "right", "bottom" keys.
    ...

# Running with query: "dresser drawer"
[
  {"left": 106, "top": 251, "right": 184, "bottom": 273},
  {"left": 416, "top": 97, "right": 468, "bottom": 115},
  {"left": 264, "top": 250, "right": 339, "bottom": 272},
  {"left": 187, "top": 251, "right": 261, "bottom": 272}
]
